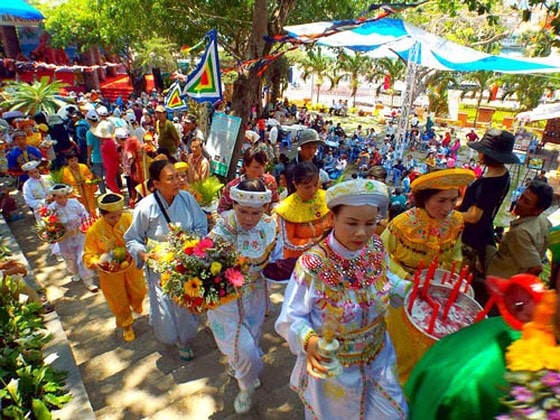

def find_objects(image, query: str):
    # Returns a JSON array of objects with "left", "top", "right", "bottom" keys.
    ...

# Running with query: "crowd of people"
[{"left": 0, "top": 88, "right": 558, "bottom": 418}]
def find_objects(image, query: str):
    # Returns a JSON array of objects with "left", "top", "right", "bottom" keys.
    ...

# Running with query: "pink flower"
[
  {"left": 542, "top": 371, "right": 560, "bottom": 387},
  {"left": 511, "top": 386, "right": 534, "bottom": 403},
  {"left": 225, "top": 268, "right": 245, "bottom": 287},
  {"left": 193, "top": 237, "right": 214, "bottom": 258}
]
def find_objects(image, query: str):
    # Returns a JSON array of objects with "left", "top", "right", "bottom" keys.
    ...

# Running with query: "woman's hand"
[{"left": 306, "top": 335, "right": 331, "bottom": 379}]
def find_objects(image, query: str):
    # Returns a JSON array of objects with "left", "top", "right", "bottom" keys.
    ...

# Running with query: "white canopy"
[{"left": 516, "top": 102, "right": 560, "bottom": 122}]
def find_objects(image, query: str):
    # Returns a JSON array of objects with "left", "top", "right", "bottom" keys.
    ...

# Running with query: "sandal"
[
  {"left": 234, "top": 390, "right": 253, "bottom": 414},
  {"left": 178, "top": 346, "right": 194, "bottom": 361},
  {"left": 123, "top": 326, "right": 136, "bottom": 342}
]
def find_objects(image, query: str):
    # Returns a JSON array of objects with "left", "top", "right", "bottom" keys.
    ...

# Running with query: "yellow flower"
[
  {"left": 182, "top": 239, "right": 199, "bottom": 252},
  {"left": 210, "top": 261, "right": 222, "bottom": 276},
  {"left": 161, "top": 272, "right": 171, "bottom": 286},
  {"left": 159, "top": 252, "right": 175, "bottom": 264},
  {"left": 184, "top": 277, "right": 203, "bottom": 297}
]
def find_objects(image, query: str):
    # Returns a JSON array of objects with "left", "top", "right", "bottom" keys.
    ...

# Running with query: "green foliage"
[
  {"left": 0, "top": 273, "right": 71, "bottom": 418},
  {"left": 498, "top": 74, "right": 552, "bottom": 111},
  {"left": 134, "top": 37, "right": 178, "bottom": 73},
  {"left": 336, "top": 51, "right": 372, "bottom": 107},
  {"left": 299, "top": 47, "right": 338, "bottom": 103},
  {"left": 187, "top": 176, "right": 224, "bottom": 207},
  {"left": 0, "top": 79, "right": 68, "bottom": 116}
]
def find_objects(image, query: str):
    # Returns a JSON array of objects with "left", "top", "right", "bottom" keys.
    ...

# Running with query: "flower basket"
[
  {"left": 148, "top": 224, "right": 249, "bottom": 314},
  {"left": 36, "top": 224, "right": 67, "bottom": 244},
  {"left": 97, "top": 247, "right": 133, "bottom": 273},
  {"left": 34, "top": 206, "right": 67, "bottom": 243}
]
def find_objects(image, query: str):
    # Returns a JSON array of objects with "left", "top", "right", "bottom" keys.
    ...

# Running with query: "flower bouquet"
[
  {"left": 34, "top": 206, "right": 66, "bottom": 244},
  {"left": 148, "top": 223, "right": 249, "bottom": 314},
  {"left": 96, "top": 246, "right": 133, "bottom": 273},
  {"left": 498, "top": 291, "right": 560, "bottom": 420}
]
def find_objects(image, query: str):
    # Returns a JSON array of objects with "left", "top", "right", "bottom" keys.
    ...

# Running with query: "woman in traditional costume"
[
  {"left": 48, "top": 183, "right": 97, "bottom": 292},
  {"left": 274, "top": 161, "right": 332, "bottom": 260},
  {"left": 124, "top": 159, "right": 207, "bottom": 360},
  {"left": 61, "top": 150, "right": 98, "bottom": 215},
  {"left": 276, "top": 178, "right": 410, "bottom": 419},
  {"left": 380, "top": 168, "right": 475, "bottom": 383},
  {"left": 83, "top": 193, "right": 146, "bottom": 342},
  {"left": 217, "top": 148, "right": 279, "bottom": 214},
  {"left": 207, "top": 179, "right": 277, "bottom": 414}
]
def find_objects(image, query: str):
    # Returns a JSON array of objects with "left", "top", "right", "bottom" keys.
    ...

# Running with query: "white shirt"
[{"left": 269, "top": 126, "right": 278, "bottom": 144}]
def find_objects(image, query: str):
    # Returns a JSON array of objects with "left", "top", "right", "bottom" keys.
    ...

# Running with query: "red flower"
[
  {"left": 38, "top": 207, "right": 48, "bottom": 217},
  {"left": 225, "top": 268, "right": 245, "bottom": 288},
  {"left": 214, "top": 277, "right": 221, "bottom": 284},
  {"left": 47, "top": 215, "right": 58, "bottom": 224},
  {"left": 193, "top": 237, "right": 214, "bottom": 257},
  {"left": 192, "top": 297, "right": 204, "bottom": 307},
  {"left": 219, "top": 289, "right": 226, "bottom": 297},
  {"left": 184, "top": 247, "right": 193, "bottom": 255},
  {"left": 176, "top": 264, "right": 186, "bottom": 274}
]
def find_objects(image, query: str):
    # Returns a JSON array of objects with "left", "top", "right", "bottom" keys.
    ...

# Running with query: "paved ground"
[{"left": 10, "top": 210, "right": 304, "bottom": 419}]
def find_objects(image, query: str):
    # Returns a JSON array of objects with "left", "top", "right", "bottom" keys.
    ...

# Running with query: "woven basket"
[{"left": 37, "top": 225, "right": 66, "bottom": 244}]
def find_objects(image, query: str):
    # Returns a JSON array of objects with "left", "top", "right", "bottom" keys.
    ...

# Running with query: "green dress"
[{"left": 405, "top": 317, "right": 520, "bottom": 420}]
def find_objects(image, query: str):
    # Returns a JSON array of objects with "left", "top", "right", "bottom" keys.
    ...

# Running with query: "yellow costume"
[
  {"left": 61, "top": 164, "right": 98, "bottom": 215},
  {"left": 83, "top": 212, "right": 146, "bottom": 328},
  {"left": 274, "top": 189, "right": 332, "bottom": 259},
  {"left": 381, "top": 207, "right": 464, "bottom": 279},
  {"left": 381, "top": 168, "right": 473, "bottom": 384}
]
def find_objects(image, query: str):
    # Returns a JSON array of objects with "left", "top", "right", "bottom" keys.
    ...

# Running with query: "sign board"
[
  {"left": 206, "top": 112, "right": 242, "bottom": 177},
  {"left": 513, "top": 130, "right": 532, "bottom": 151},
  {"left": 527, "top": 157, "right": 545, "bottom": 170},
  {"left": 513, "top": 151, "right": 527, "bottom": 164}
]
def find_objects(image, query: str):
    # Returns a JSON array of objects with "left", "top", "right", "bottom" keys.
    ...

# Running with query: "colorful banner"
[
  {"left": 181, "top": 29, "right": 223, "bottom": 104},
  {"left": 164, "top": 82, "right": 188, "bottom": 111},
  {"left": 206, "top": 112, "right": 242, "bottom": 177}
]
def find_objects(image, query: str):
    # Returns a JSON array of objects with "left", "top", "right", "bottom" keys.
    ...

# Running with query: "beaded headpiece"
[
  {"left": 326, "top": 178, "right": 389, "bottom": 216},
  {"left": 411, "top": 168, "right": 475, "bottom": 193},
  {"left": 21, "top": 160, "right": 41, "bottom": 171},
  {"left": 97, "top": 193, "right": 125, "bottom": 212},
  {"left": 230, "top": 185, "right": 272, "bottom": 208},
  {"left": 48, "top": 183, "right": 73, "bottom": 196}
]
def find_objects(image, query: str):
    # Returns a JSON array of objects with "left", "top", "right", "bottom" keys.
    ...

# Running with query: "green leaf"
[
  {"left": 5, "top": 378, "right": 22, "bottom": 405},
  {"left": 32, "top": 398, "right": 52, "bottom": 420}
]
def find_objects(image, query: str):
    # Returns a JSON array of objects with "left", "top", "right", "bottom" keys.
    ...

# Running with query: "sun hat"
[
  {"left": 48, "top": 183, "right": 73, "bottom": 196},
  {"left": 155, "top": 105, "right": 166, "bottom": 113},
  {"left": 326, "top": 178, "right": 389, "bottom": 216},
  {"left": 411, "top": 168, "right": 476, "bottom": 193},
  {"left": 21, "top": 160, "right": 41, "bottom": 171},
  {"left": 115, "top": 128, "right": 129, "bottom": 139},
  {"left": 298, "top": 128, "right": 324, "bottom": 147},
  {"left": 90, "top": 120, "right": 114, "bottom": 138},
  {"left": 468, "top": 129, "right": 520, "bottom": 164},
  {"left": 96, "top": 106, "right": 109, "bottom": 117},
  {"left": 97, "top": 193, "right": 125, "bottom": 212},
  {"left": 124, "top": 112, "right": 136, "bottom": 123},
  {"left": 86, "top": 109, "right": 99, "bottom": 122}
]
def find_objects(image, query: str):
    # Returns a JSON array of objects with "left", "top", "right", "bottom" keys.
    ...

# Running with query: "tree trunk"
[
  {"left": 0, "top": 26, "right": 21, "bottom": 58},
  {"left": 152, "top": 67, "right": 163, "bottom": 91},
  {"left": 227, "top": 0, "right": 268, "bottom": 181},
  {"left": 81, "top": 48, "right": 100, "bottom": 91}
]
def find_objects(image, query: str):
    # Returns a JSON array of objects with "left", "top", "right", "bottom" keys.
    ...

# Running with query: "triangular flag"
[
  {"left": 165, "top": 82, "right": 188, "bottom": 111},
  {"left": 181, "top": 29, "right": 223, "bottom": 104}
]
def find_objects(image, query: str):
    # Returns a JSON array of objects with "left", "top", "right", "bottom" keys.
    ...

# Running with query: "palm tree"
[
  {"left": 336, "top": 51, "right": 372, "bottom": 107},
  {"left": 134, "top": 37, "right": 178, "bottom": 91},
  {"left": 499, "top": 74, "right": 555, "bottom": 111},
  {"left": 424, "top": 71, "right": 457, "bottom": 116},
  {"left": 370, "top": 57, "right": 406, "bottom": 107},
  {"left": 1, "top": 79, "right": 68, "bottom": 115},
  {"left": 299, "top": 47, "right": 338, "bottom": 104},
  {"left": 460, "top": 71, "right": 497, "bottom": 127}
]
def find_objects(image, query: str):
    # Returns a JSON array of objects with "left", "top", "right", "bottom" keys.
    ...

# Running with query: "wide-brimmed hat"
[
  {"left": 86, "top": 109, "right": 99, "bottom": 122},
  {"left": 155, "top": 105, "right": 166, "bottom": 113},
  {"left": 468, "top": 129, "right": 520, "bottom": 164},
  {"left": 90, "top": 120, "right": 114, "bottom": 138},
  {"left": 298, "top": 128, "right": 324, "bottom": 147},
  {"left": 411, "top": 168, "right": 476, "bottom": 193}
]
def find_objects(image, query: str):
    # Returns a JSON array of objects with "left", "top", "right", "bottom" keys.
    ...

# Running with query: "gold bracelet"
[{"left": 302, "top": 330, "right": 316, "bottom": 353}]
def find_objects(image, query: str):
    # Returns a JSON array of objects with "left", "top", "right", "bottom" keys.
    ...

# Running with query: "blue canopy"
[
  {"left": 0, "top": 0, "right": 45, "bottom": 27},
  {"left": 284, "top": 18, "right": 560, "bottom": 74}
]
